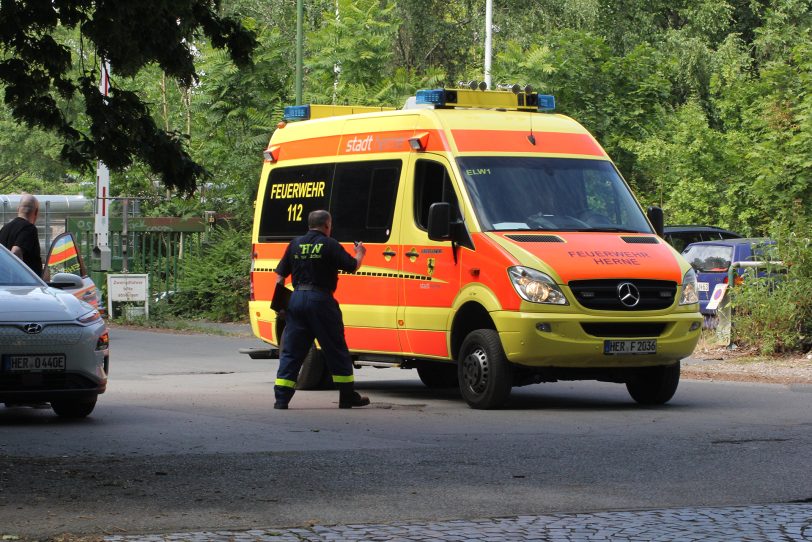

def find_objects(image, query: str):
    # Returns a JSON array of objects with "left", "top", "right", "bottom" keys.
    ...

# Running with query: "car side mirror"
[
  {"left": 48, "top": 272, "right": 84, "bottom": 290},
  {"left": 428, "top": 202, "right": 451, "bottom": 241},
  {"left": 647, "top": 206, "right": 664, "bottom": 237}
]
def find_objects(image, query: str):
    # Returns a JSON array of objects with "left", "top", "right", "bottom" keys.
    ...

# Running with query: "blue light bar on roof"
[
  {"left": 283, "top": 105, "right": 311, "bottom": 121},
  {"left": 415, "top": 89, "right": 446, "bottom": 106},
  {"left": 537, "top": 95, "right": 556, "bottom": 112}
]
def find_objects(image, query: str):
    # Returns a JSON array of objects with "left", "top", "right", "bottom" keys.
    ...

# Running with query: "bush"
[
  {"left": 168, "top": 226, "right": 251, "bottom": 322},
  {"left": 731, "top": 219, "right": 812, "bottom": 354}
]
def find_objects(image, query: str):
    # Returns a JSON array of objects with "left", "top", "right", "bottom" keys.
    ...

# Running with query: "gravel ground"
[{"left": 683, "top": 343, "right": 812, "bottom": 384}]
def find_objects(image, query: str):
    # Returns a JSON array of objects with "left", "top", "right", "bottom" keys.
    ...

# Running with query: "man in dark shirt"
[
  {"left": 273, "top": 209, "right": 368, "bottom": 409},
  {"left": 0, "top": 194, "right": 42, "bottom": 277}
]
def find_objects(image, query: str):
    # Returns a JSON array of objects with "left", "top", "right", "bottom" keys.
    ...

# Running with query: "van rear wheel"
[
  {"left": 626, "top": 362, "right": 680, "bottom": 405},
  {"left": 417, "top": 364, "right": 458, "bottom": 388},
  {"left": 296, "top": 346, "right": 333, "bottom": 390},
  {"left": 457, "top": 329, "right": 513, "bottom": 409}
]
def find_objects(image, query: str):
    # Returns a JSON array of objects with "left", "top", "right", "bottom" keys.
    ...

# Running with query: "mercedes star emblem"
[{"left": 617, "top": 282, "right": 641, "bottom": 308}]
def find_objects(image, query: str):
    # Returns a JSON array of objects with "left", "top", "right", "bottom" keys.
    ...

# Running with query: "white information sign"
[{"left": 107, "top": 274, "right": 150, "bottom": 318}]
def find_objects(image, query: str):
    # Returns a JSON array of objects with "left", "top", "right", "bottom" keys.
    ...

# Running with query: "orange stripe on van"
[
  {"left": 252, "top": 271, "right": 277, "bottom": 301},
  {"left": 403, "top": 330, "right": 448, "bottom": 357},
  {"left": 345, "top": 327, "right": 400, "bottom": 353},
  {"left": 452, "top": 130, "right": 606, "bottom": 157},
  {"left": 277, "top": 134, "right": 341, "bottom": 161},
  {"left": 254, "top": 243, "right": 287, "bottom": 259},
  {"left": 258, "top": 320, "right": 275, "bottom": 344},
  {"left": 271, "top": 130, "right": 449, "bottom": 161}
]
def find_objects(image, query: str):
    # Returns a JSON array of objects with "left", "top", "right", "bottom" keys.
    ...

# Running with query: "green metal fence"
[{"left": 67, "top": 217, "right": 207, "bottom": 298}]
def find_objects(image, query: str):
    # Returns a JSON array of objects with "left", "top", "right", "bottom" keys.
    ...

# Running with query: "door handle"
[
  {"left": 383, "top": 249, "right": 397, "bottom": 257},
  {"left": 405, "top": 250, "right": 419, "bottom": 258}
]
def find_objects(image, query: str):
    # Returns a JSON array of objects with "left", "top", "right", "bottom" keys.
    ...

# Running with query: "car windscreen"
[
  {"left": 457, "top": 157, "right": 652, "bottom": 233},
  {"left": 682, "top": 245, "right": 734, "bottom": 272},
  {"left": 0, "top": 247, "right": 44, "bottom": 286}
]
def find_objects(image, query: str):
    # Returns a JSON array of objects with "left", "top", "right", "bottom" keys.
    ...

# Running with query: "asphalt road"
[{"left": 1, "top": 326, "right": 811, "bottom": 538}]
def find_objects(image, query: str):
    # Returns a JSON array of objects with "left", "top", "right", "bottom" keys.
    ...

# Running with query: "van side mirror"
[
  {"left": 428, "top": 202, "right": 451, "bottom": 241},
  {"left": 647, "top": 206, "right": 664, "bottom": 237}
]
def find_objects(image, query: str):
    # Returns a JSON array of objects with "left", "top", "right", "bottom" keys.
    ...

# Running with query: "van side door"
[
  {"left": 329, "top": 159, "right": 404, "bottom": 354},
  {"left": 397, "top": 157, "right": 462, "bottom": 359}
]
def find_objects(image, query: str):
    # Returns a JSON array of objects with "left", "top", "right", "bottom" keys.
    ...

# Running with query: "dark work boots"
[
  {"left": 338, "top": 384, "right": 370, "bottom": 409},
  {"left": 274, "top": 385, "right": 295, "bottom": 410}
]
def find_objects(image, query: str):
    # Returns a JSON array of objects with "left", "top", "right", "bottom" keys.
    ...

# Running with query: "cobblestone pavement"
[{"left": 105, "top": 503, "right": 812, "bottom": 542}]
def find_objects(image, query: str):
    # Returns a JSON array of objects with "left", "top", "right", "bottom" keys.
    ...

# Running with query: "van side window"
[
  {"left": 414, "top": 160, "right": 460, "bottom": 230},
  {"left": 331, "top": 160, "right": 401, "bottom": 243}
]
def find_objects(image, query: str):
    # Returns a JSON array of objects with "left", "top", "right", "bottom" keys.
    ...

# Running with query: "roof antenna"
[{"left": 527, "top": 116, "right": 536, "bottom": 145}]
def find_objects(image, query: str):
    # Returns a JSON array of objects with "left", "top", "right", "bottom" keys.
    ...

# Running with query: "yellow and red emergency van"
[{"left": 249, "top": 87, "right": 702, "bottom": 409}]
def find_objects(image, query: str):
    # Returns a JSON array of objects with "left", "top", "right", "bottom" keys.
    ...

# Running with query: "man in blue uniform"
[{"left": 273, "top": 209, "right": 369, "bottom": 409}]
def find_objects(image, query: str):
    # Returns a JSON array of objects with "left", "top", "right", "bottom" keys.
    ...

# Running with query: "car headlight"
[
  {"left": 508, "top": 266, "right": 568, "bottom": 305},
  {"left": 680, "top": 268, "right": 699, "bottom": 305},
  {"left": 77, "top": 310, "right": 101, "bottom": 324}
]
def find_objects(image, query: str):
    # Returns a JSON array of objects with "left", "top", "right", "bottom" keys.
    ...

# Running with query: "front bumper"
[
  {"left": 0, "top": 371, "right": 106, "bottom": 402},
  {"left": 494, "top": 310, "right": 702, "bottom": 368},
  {"left": 0, "top": 320, "right": 109, "bottom": 403}
]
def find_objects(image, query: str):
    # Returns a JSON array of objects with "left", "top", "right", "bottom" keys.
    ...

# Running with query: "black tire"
[
  {"left": 626, "top": 362, "right": 680, "bottom": 405},
  {"left": 296, "top": 346, "right": 333, "bottom": 390},
  {"left": 457, "top": 329, "right": 513, "bottom": 409},
  {"left": 51, "top": 398, "right": 97, "bottom": 419},
  {"left": 417, "top": 364, "right": 459, "bottom": 388}
]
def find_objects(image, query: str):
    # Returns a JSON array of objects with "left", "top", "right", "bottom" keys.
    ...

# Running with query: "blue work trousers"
[{"left": 276, "top": 289, "right": 353, "bottom": 386}]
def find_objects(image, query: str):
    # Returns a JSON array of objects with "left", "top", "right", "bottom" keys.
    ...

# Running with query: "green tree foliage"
[
  {"left": 305, "top": 0, "right": 400, "bottom": 104},
  {"left": 0, "top": 0, "right": 256, "bottom": 195},
  {"left": 0, "top": 107, "right": 72, "bottom": 194}
]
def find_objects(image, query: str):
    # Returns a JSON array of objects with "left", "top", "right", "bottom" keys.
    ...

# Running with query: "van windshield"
[{"left": 457, "top": 157, "right": 652, "bottom": 233}]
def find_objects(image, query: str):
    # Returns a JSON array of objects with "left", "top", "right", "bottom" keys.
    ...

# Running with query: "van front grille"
[
  {"left": 569, "top": 279, "right": 677, "bottom": 310},
  {"left": 581, "top": 323, "right": 667, "bottom": 338}
]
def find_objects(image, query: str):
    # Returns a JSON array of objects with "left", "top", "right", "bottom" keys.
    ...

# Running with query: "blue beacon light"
[
  {"left": 283, "top": 105, "right": 311, "bottom": 121},
  {"left": 537, "top": 95, "right": 556, "bottom": 112},
  {"left": 415, "top": 89, "right": 446, "bottom": 106}
]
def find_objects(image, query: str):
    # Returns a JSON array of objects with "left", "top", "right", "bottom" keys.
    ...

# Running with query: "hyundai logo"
[
  {"left": 23, "top": 323, "right": 43, "bottom": 334},
  {"left": 617, "top": 282, "right": 641, "bottom": 308}
]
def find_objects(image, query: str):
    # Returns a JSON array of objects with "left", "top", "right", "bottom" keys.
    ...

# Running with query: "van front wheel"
[
  {"left": 457, "top": 329, "right": 513, "bottom": 409},
  {"left": 626, "top": 362, "right": 680, "bottom": 405}
]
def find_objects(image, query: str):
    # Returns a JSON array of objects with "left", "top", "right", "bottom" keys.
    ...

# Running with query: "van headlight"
[
  {"left": 508, "top": 266, "right": 568, "bottom": 305},
  {"left": 680, "top": 268, "right": 699, "bottom": 305}
]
